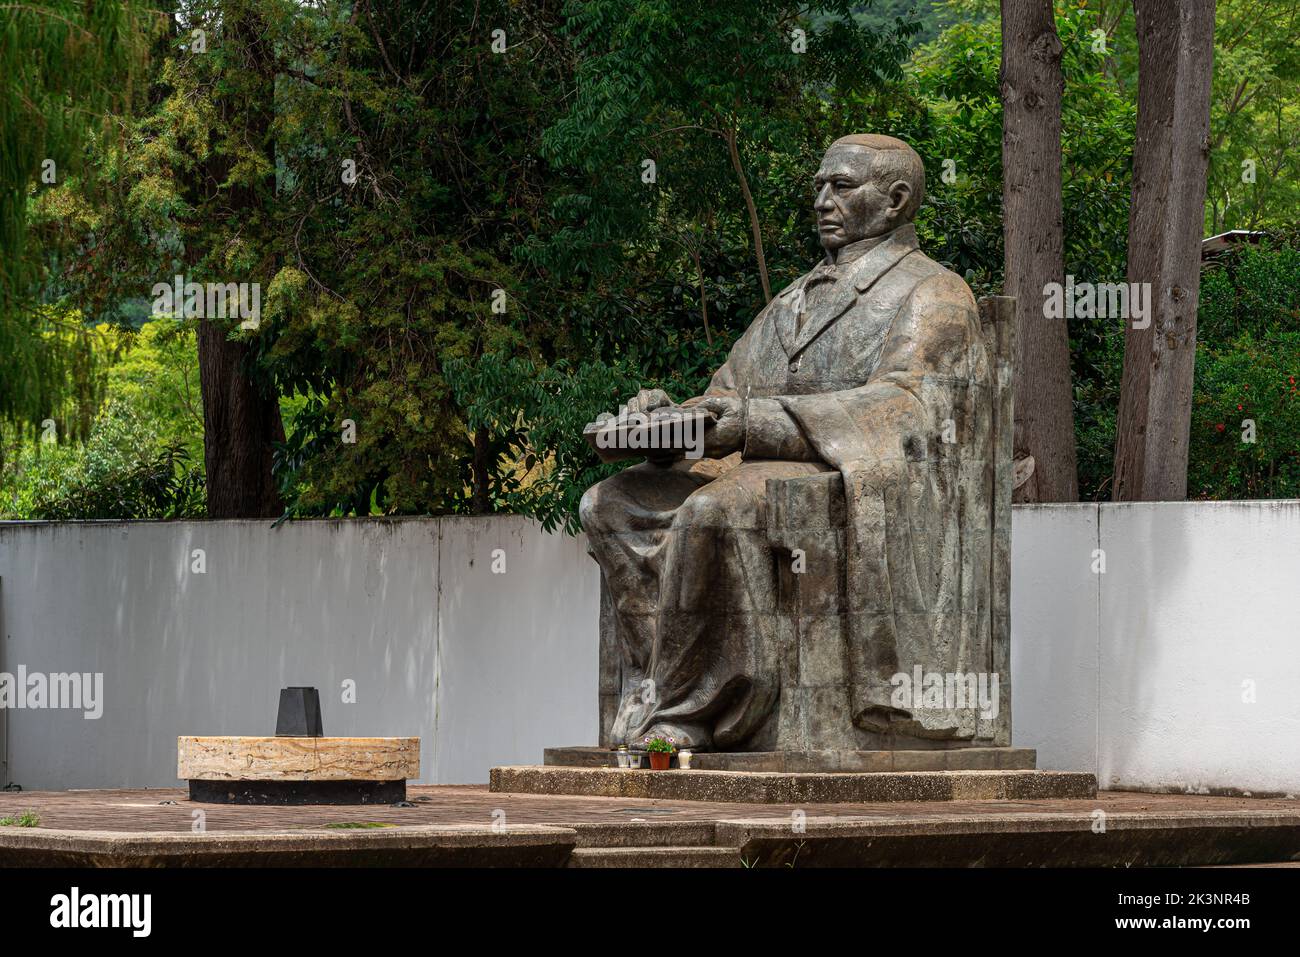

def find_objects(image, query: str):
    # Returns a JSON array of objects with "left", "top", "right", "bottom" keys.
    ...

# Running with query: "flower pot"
[{"left": 649, "top": 751, "right": 672, "bottom": 770}]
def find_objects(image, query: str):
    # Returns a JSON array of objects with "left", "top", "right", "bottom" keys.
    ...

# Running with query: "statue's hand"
[
  {"left": 625, "top": 388, "right": 673, "bottom": 415},
  {"left": 693, "top": 395, "right": 744, "bottom": 458}
]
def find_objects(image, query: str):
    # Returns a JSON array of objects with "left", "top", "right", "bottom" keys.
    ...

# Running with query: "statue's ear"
[{"left": 887, "top": 180, "right": 912, "bottom": 217}]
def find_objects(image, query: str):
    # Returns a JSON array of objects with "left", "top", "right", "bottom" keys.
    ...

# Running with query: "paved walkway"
[{"left": 1, "top": 785, "right": 1295, "bottom": 833}]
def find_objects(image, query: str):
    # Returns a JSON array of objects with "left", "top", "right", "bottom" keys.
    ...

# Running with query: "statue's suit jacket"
[{"left": 699, "top": 223, "right": 997, "bottom": 739}]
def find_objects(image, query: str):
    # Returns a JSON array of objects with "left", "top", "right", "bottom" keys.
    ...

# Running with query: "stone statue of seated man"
[{"left": 581, "top": 134, "right": 1004, "bottom": 753}]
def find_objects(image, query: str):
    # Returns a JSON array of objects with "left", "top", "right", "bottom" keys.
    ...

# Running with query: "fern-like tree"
[{"left": 0, "top": 1, "right": 152, "bottom": 431}]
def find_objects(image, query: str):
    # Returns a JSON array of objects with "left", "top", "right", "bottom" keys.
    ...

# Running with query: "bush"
[
  {"left": 1189, "top": 338, "right": 1300, "bottom": 499},
  {"left": 1187, "top": 241, "right": 1300, "bottom": 499},
  {"left": 6, "top": 400, "right": 204, "bottom": 520},
  {"left": 442, "top": 355, "right": 660, "bottom": 534}
]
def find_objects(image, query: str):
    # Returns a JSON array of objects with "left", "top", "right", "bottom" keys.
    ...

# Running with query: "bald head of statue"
[{"left": 813, "top": 134, "right": 926, "bottom": 253}]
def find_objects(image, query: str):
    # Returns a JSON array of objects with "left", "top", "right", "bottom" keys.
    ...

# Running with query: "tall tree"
[
  {"left": 0, "top": 1, "right": 150, "bottom": 425},
  {"left": 1000, "top": 0, "right": 1077, "bottom": 501},
  {"left": 36, "top": 0, "right": 289, "bottom": 518},
  {"left": 191, "top": 1, "right": 284, "bottom": 517},
  {"left": 1112, "top": 0, "right": 1216, "bottom": 501}
]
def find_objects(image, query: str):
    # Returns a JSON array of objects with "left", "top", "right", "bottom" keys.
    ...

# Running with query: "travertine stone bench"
[{"left": 177, "top": 735, "right": 420, "bottom": 805}]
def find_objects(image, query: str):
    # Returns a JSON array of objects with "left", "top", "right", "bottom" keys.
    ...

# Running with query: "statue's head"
[{"left": 814, "top": 134, "right": 925, "bottom": 252}]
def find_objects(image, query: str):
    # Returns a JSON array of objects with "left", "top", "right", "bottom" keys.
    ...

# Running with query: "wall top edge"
[
  {"left": 1016, "top": 499, "right": 1300, "bottom": 511},
  {"left": 0, "top": 514, "right": 560, "bottom": 534},
  {"left": 1, "top": 499, "right": 1298, "bottom": 533}
]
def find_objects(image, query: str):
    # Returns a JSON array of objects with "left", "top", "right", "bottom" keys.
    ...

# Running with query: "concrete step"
[
  {"left": 714, "top": 813, "right": 1300, "bottom": 867},
  {"left": 1207, "top": 861, "right": 1300, "bottom": 868},
  {"left": 493, "top": 765, "right": 1096, "bottom": 804},
  {"left": 568, "top": 845, "right": 741, "bottom": 868},
  {"left": 569, "top": 820, "right": 717, "bottom": 848}
]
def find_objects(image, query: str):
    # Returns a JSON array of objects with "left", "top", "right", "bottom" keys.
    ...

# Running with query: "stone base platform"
[
  {"left": 4, "top": 785, "right": 1299, "bottom": 867},
  {"left": 545, "top": 745, "right": 1036, "bottom": 773},
  {"left": 490, "top": 765, "right": 1096, "bottom": 804},
  {"left": 178, "top": 736, "right": 419, "bottom": 805}
]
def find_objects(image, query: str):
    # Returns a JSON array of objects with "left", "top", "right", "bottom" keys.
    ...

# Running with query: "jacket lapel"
[
  {"left": 773, "top": 275, "right": 809, "bottom": 358},
  {"left": 786, "top": 225, "right": 920, "bottom": 359}
]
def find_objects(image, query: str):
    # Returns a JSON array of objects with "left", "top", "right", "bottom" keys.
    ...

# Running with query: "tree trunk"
[
  {"left": 1000, "top": 0, "right": 1077, "bottom": 502},
  {"left": 195, "top": 3, "right": 285, "bottom": 519},
  {"left": 471, "top": 424, "right": 490, "bottom": 514},
  {"left": 689, "top": 244, "right": 712, "bottom": 345},
  {"left": 724, "top": 126, "right": 772, "bottom": 303},
  {"left": 198, "top": 323, "right": 285, "bottom": 518},
  {"left": 1112, "top": 0, "right": 1215, "bottom": 501}
]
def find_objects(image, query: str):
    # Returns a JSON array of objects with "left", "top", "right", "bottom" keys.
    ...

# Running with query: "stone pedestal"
[
  {"left": 493, "top": 745, "right": 1094, "bottom": 804},
  {"left": 490, "top": 764, "right": 1096, "bottom": 805},
  {"left": 177, "top": 735, "right": 419, "bottom": 805},
  {"left": 545, "top": 745, "right": 1036, "bottom": 773}
]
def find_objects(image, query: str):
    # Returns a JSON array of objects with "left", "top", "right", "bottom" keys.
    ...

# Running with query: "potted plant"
[{"left": 643, "top": 735, "right": 676, "bottom": 770}]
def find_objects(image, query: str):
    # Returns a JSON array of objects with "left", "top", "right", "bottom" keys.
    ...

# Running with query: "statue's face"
[{"left": 813, "top": 146, "right": 912, "bottom": 251}]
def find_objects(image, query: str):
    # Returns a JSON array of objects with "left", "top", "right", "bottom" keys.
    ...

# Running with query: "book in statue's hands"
[{"left": 583, "top": 405, "right": 716, "bottom": 463}]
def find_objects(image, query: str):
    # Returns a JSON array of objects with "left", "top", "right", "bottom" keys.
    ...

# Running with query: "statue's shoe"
[{"left": 630, "top": 723, "right": 708, "bottom": 751}]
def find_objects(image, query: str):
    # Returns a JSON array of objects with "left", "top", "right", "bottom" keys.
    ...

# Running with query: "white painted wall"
[
  {"left": 1, "top": 503, "right": 1297, "bottom": 794},
  {"left": 1008, "top": 504, "right": 1100, "bottom": 778},
  {"left": 0, "top": 517, "right": 598, "bottom": 789},
  {"left": 1012, "top": 501, "right": 1300, "bottom": 797}
]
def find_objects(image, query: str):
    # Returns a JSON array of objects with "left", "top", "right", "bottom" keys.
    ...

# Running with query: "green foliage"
[
  {"left": 322, "top": 821, "right": 396, "bottom": 829},
  {"left": 538, "top": 0, "right": 915, "bottom": 274},
  {"left": 9, "top": 0, "right": 1300, "bottom": 523},
  {"left": 247, "top": 0, "right": 568, "bottom": 517},
  {"left": 867, "top": 5, "right": 1134, "bottom": 498},
  {"left": 15, "top": 313, "right": 120, "bottom": 447},
  {"left": 642, "top": 735, "right": 677, "bottom": 753},
  {"left": 1072, "top": 239, "right": 1300, "bottom": 501},
  {"left": 531, "top": 0, "right": 917, "bottom": 356},
  {"left": 0, "top": 1, "right": 154, "bottom": 424},
  {"left": 1187, "top": 241, "right": 1300, "bottom": 499},
  {"left": 1, "top": 318, "right": 205, "bottom": 519},
  {"left": 11, "top": 399, "right": 204, "bottom": 520},
  {"left": 434, "top": 1, "right": 917, "bottom": 530},
  {"left": 444, "top": 355, "right": 645, "bottom": 533},
  {"left": 251, "top": 0, "right": 919, "bottom": 525},
  {"left": 104, "top": 318, "right": 204, "bottom": 459},
  {"left": 0, "top": 810, "right": 40, "bottom": 827},
  {"left": 850, "top": 0, "right": 951, "bottom": 46},
  {"left": 1203, "top": 0, "right": 1300, "bottom": 232}
]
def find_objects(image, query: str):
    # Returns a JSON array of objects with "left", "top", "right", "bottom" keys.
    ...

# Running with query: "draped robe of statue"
[{"left": 580, "top": 223, "right": 994, "bottom": 751}]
